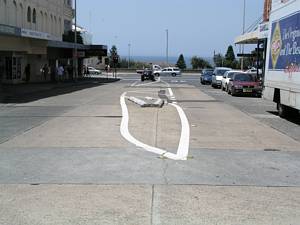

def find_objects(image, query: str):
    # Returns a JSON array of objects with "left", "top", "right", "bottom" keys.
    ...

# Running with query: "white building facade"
[{"left": 0, "top": 0, "right": 73, "bottom": 83}]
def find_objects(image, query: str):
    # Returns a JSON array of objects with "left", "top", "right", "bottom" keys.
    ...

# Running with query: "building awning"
[
  {"left": 235, "top": 31, "right": 259, "bottom": 44},
  {"left": 47, "top": 41, "right": 107, "bottom": 58},
  {"left": 234, "top": 22, "right": 269, "bottom": 45}
]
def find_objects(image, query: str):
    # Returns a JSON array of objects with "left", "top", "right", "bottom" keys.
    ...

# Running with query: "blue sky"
[{"left": 77, "top": 0, "right": 263, "bottom": 57}]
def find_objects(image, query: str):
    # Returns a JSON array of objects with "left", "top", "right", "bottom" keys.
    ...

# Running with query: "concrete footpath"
[
  {"left": 0, "top": 184, "right": 299, "bottom": 225},
  {"left": 0, "top": 76, "right": 299, "bottom": 225}
]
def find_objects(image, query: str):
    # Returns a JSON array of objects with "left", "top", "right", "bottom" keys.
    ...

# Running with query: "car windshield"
[
  {"left": 217, "top": 70, "right": 229, "bottom": 75},
  {"left": 234, "top": 73, "right": 254, "bottom": 82},
  {"left": 204, "top": 71, "right": 213, "bottom": 76},
  {"left": 228, "top": 73, "right": 235, "bottom": 78}
]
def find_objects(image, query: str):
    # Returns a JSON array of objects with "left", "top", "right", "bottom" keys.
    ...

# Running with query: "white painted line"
[
  {"left": 120, "top": 92, "right": 167, "bottom": 156},
  {"left": 167, "top": 103, "right": 190, "bottom": 160},
  {"left": 120, "top": 82, "right": 190, "bottom": 160},
  {"left": 131, "top": 81, "right": 138, "bottom": 87},
  {"left": 168, "top": 88, "right": 174, "bottom": 98}
]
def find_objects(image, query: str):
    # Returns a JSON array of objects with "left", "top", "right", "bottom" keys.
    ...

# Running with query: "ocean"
[{"left": 122, "top": 56, "right": 214, "bottom": 69}]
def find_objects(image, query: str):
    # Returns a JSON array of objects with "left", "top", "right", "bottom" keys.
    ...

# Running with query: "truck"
[{"left": 264, "top": 0, "right": 300, "bottom": 118}]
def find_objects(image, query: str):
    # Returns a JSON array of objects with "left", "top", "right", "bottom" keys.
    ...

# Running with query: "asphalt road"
[{"left": 0, "top": 74, "right": 299, "bottom": 225}]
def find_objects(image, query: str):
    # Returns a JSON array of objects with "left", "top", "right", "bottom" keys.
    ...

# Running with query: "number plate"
[{"left": 243, "top": 89, "right": 252, "bottom": 93}]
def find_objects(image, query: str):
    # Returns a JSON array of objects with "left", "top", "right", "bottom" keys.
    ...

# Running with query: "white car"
[
  {"left": 221, "top": 70, "right": 242, "bottom": 91},
  {"left": 212, "top": 67, "right": 231, "bottom": 88},
  {"left": 87, "top": 67, "right": 102, "bottom": 75},
  {"left": 154, "top": 67, "right": 181, "bottom": 77}
]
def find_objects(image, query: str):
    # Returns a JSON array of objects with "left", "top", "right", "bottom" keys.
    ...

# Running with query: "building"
[
  {"left": 263, "top": 0, "right": 272, "bottom": 22},
  {"left": 0, "top": 0, "right": 107, "bottom": 84},
  {"left": 234, "top": 0, "right": 272, "bottom": 75}
]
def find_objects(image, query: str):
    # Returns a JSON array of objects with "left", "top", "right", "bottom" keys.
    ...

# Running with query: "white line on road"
[
  {"left": 130, "top": 81, "right": 138, "bottom": 87},
  {"left": 119, "top": 79, "right": 190, "bottom": 160}
]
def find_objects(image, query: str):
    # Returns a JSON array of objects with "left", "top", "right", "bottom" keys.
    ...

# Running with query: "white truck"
[{"left": 264, "top": 0, "right": 300, "bottom": 117}]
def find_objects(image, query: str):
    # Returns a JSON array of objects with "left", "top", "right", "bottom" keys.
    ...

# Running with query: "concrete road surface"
[{"left": 0, "top": 74, "right": 299, "bottom": 225}]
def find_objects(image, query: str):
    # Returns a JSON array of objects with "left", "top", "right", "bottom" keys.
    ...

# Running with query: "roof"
[{"left": 234, "top": 22, "right": 269, "bottom": 45}]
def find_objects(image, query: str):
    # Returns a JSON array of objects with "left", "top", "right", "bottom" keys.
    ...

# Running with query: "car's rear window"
[
  {"left": 216, "top": 70, "right": 229, "bottom": 75},
  {"left": 228, "top": 73, "right": 235, "bottom": 78},
  {"left": 234, "top": 73, "right": 254, "bottom": 82},
  {"left": 204, "top": 71, "right": 213, "bottom": 76}
]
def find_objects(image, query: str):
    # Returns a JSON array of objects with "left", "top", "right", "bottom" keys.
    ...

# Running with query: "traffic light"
[
  {"left": 105, "top": 57, "right": 109, "bottom": 65},
  {"left": 113, "top": 55, "right": 119, "bottom": 64}
]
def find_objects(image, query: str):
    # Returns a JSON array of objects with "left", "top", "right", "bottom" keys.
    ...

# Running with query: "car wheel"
[
  {"left": 155, "top": 73, "right": 160, "bottom": 77},
  {"left": 172, "top": 73, "right": 177, "bottom": 77},
  {"left": 231, "top": 88, "right": 236, "bottom": 96}
]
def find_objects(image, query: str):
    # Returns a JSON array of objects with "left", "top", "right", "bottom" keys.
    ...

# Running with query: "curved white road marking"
[{"left": 120, "top": 79, "right": 190, "bottom": 160}]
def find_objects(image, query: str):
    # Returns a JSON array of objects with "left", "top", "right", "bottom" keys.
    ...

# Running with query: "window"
[
  {"left": 32, "top": 8, "right": 36, "bottom": 24},
  {"left": 27, "top": 6, "right": 31, "bottom": 22}
]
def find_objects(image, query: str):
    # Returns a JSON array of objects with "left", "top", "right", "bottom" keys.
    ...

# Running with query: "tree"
[
  {"left": 225, "top": 45, "right": 236, "bottom": 62},
  {"left": 176, "top": 54, "right": 187, "bottom": 70},
  {"left": 191, "top": 56, "right": 212, "bottom": 69},
  {"left": 109, "top": 45, "right": 120, "bottom": 68},
  {"left": 213, "top": 53, "right": 225, "bottom": 67},
  {"left": 224, "top": 45, "right": 239, "bottom": 69}
]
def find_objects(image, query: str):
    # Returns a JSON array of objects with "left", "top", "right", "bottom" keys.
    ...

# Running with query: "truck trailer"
[{"left": 264, "top": 0, "right": 300, "bottom": 117}]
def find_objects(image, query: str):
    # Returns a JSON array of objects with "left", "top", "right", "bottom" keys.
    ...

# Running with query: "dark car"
[
  {"left": 227, "top": 73, "right": 262, "bottom": 97},
  {"left": 141, "top": 69, "right": 155, "bottom": 82},
  {"left": 200, "top": 69, "right": 214, "bottom": 84}
]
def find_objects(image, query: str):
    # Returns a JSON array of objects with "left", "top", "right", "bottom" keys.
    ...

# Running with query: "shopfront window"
[{"left": 27, "top": 6, "right": 31, "bottom": 23}]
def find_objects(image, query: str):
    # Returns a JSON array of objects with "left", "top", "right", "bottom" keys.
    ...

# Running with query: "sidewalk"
[{"left": 0, "top": 77, "right": 119, "bottom": 104}]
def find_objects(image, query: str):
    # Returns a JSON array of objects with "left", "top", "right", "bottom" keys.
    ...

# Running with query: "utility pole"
[
  {"left": 241, "top": 0, "right": 246, "bottom": 70},
  {"left": 128, "top": 43, "right": 131, "bottom": 69},
  {"left": 166, "top": 29, "right": 169, "bottom": 66},
  {"left": 73, "top": 0, "right": 78, "bottom": 81}
]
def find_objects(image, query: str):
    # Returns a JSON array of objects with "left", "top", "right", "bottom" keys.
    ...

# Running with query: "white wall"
[{"left": 0, "top": 0, "right": 73, "bottom": 40}]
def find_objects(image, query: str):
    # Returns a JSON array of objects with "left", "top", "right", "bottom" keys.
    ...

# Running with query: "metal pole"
[
  {"left": 241, "top": 0, "right": 246, "bottom": 70},
  {"left": 166, "top": 29, "right": 169, "bottom": 66},
  {"left": 74, "top": 0, "right": 78, "bottom": 81},
  {"left": 128, "top": 43, "right": 131, "bottom": 69}
]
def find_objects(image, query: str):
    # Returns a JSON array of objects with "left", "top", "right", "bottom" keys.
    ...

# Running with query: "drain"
[{"left": 264, "top": 149, "right": 281, "bottom": 152}]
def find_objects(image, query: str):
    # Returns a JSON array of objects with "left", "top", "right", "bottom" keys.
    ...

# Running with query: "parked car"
[
  {"left": 200, "top": 69, "right": 214, "bottom": 84},
  {"left": 221, "top": 70, "right": 242, "bottom": 91},
  {"left": 141, "top": 69, "right": 155, "bottom": 82},
  {"left": 227, "top": 73, "right": 262, "bottom": 97},
  {"left": 87, "top": 67, "right": 102, "bottom": 75},
  {"left": 154, "top": 67, "right": 181, "bottom": 77},
  {"left": 212, "top": 67, "right": 231, "bottom": 88}
]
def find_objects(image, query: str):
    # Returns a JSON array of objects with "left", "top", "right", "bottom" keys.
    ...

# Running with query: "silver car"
[
  {"left": 154, "top": 67, "right": 181, "bottom": 77},
  {"left": 211, "top": 67, "right": 231, "bottom": 88}
]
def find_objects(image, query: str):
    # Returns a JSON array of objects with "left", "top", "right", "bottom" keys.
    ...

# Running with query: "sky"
[{"left": 77, "top": 0, "right": 264, "bottom": 58}]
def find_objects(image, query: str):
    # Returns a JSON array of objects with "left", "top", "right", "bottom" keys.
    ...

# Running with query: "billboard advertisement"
[{"left": 269, "top": 12, "right": 300, "bottom": 73}]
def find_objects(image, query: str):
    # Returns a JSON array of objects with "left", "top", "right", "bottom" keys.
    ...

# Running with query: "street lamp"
[
  {"left": 128, "top": 43, "right": 131, "bottom": 69},
  {"left": 241, "top": 0, "right": 246, "bottom": 70},
  {"left": 166, "top": 29, "right": 169, "bottom": 66}
]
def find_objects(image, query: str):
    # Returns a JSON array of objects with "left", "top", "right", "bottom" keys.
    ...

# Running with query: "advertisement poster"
[{"left": 269, "top": 12, "right": 300, "bottom": 72}]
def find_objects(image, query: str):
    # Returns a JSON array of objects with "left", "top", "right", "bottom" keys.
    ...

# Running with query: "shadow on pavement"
[
  {"left": 0, "top": 77, "right": 120, "bottom": 104},
  {"left": 268, "top": 111, "right": 300, "bottom": 125}
]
